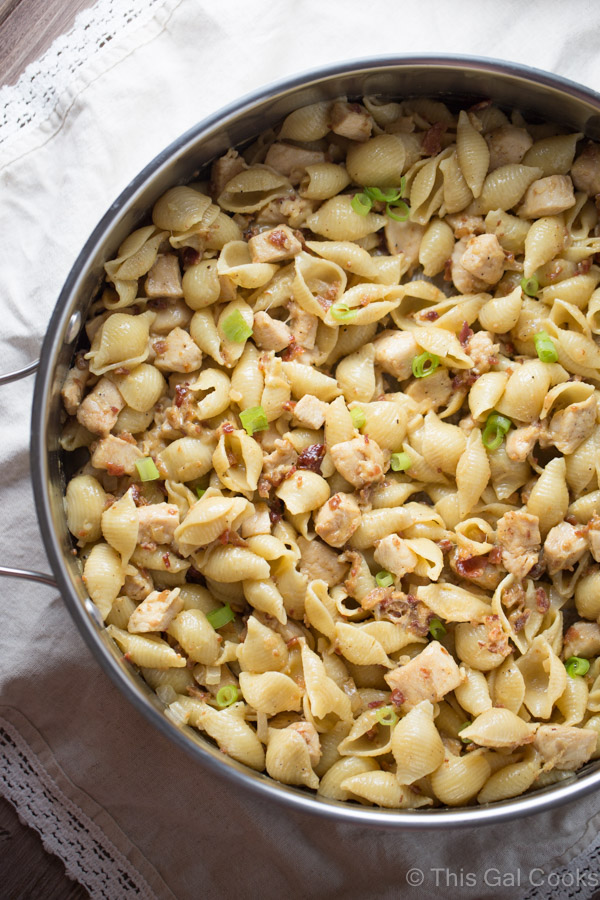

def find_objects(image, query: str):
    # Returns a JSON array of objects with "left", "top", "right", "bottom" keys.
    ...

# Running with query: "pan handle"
[{"left": 0, "top": 359, "right": 39, "bottom": 386}]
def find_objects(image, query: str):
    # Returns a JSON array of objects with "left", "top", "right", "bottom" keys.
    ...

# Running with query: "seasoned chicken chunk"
[
  {"left": 384, "top": 641, "right": 462, "bottom": 709},
  {"left": 62, "top": 358, "right": 90, "bottom": 416},
  {"left": 445, "top": 213, "right": 485, "bottom": 239},
  {"left": 77, "top": 377, "right": 125, "bottom": 436},
  {"left": 127, "top": 588, "right": 184, "bottom": 633},
  {"left": 329, "top": 101, "right": 373, "bottom": 142},
  {"left": 248, "top": 225, "right": 302, "bottom": 263},
  {"left": 587, "top": 515, "right": 600, "bottom": 563},
  {"left": 571, "top": 141, "right": 600, "bottom": 196},
  {"left": 145, "top": 254, "right": 183, "bottom": 298},
  {"left": 496, "top": 510, "right": 541, "bottom": 580},
  {"left": 329, "top": 436, "right": 386, "bottom": 489},
  {"left": 91, "top": 434, "right": 143, "bottom": 475},
  {"left": 122, "top": 566, "right": 154, "bottom": 603},
  {"left": 153, "top": 327, "right": 203, "bottom": 373},
  {"left": 264, "top": 143, "right": 326, "bottom": 180},
  {"left": 252, "top": 311, "right": 292, "bottom": 352},
  {"left": 506, "top": 423, "right": 543, "bottom": 462},
  {"left": 563, "top": 622, "right": 600, "bottom": 660},
  {"left": 314, "top": 493, "right": 361, "bottom": 548},
  {"left": 486, "top": 125, "right": 533, "bottom": 170},
  {"left": 210, "top": 148, "right": 246, "bottom": 199},
  {"left": 518, "top": 175, "right": 576, "bottom": 218},
  {"left": 292, "top": 394, "right": 328, "bottom": 430},
  {"left": 460, "top": 233, "right": 505, "bottom": 285},
  {"left": 373, "top": 330, "right": 418, "bottom": 381},
  {"left": 534, "top": 724, "right": 596, "bottom": 772},
  {"left": 138, "top": 503, "right": 180, "bottom": 545},
  {"left": 374, "top": 534, "right": 417, "bottom": 577},
  {"left": 297, "top": 536, "right": 348, "bottom": 586},
  {"left": 289, "top": 301, "right": 318, "bottom": 350},
  {"left": 546, "top": 395, "right": 596, "bottom": 455},
  {"left": 451, "top": 237, "right": 488, "bottom": 293},
  {"left": 544, "top": 522, "right": 588, "bottom": 575},
  {"left": 464, "top": 330, "right": 499, "bottom": 375},
  {"left": 258, "top": 439, "right": 298, "bottom": 497}
]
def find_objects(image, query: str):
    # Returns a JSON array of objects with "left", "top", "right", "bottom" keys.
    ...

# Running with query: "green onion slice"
[
  {"left": 222, "top": 309, "right": 253, "bottom": 343},
  {"left": 207, "top": 604, "right": 235, "bottom": 629},
  {"left": 375, "top": 570, "right": 394, "bottom": 588},
  {"left": 533, "top": 330, "right": 559, "bottom": 364},
  {"left": 330, "top": 302, "right": 358, "bottom": 323},
  {"left": 135, "top": 457, "right": 160, "bottom": 482},
  {"left": 386, "top": 200, "right": 410, "bottom": 222},
  {"left": 482, "top": 411, "right": 512, "bottom": 451},
  {"left": 429, "top": 617, "right": 447, "bottom": 640},
  {"left": 350, "top": 407, "right": 366, "bottom": 429},
  {"left": 390, "top": 451, "right": 412, "bottom": 472},
  {"left": 375, "top": 706, "right": 399, "bottom": 727},
  {"left": 521, "top": 275, "right": 540, "bottom": 297},
  {"left": 565, "top": 656, "right": 590, "bottom": 678},
  {"left": 239, "top": 405, "right": 269, "bottom": 435},
  {"left": 196, "top": 487, "right": 206, "bottom": 500},
  {"left": 458, "top": 722, "right": 473, "bottom": 743},
  {"left": 364, "top": 186, "right": 402, "bottom": 203},
  {"left": 215, "top": 685, "right": 239, "bottom": 708},
  {"left": 351, "top": 192, "right": 372, "bottom": 215},
  {"left": 411, "top": 351, "right": 440, "bottom": 379}
]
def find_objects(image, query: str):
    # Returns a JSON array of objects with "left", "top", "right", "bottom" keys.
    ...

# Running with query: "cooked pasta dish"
[{"left": 61, "top": 95, "right": 600, "bottom": 808}]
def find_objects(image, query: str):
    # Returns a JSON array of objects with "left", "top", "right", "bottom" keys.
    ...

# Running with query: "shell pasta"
[{"left": 62, "top": 94, "right": 600, "bottom": 809}]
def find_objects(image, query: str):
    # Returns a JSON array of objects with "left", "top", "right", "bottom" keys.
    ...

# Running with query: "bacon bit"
[
  {"left": 218, "top": 530, "right": 230, "bottom": 545},
  {"left": 535, "top": 587, "right": 550, "bottom": 613},
  {"left": 316, "top": 282, "right": 340, "bottom": 311},
  {"left": 329, "top": 494, "right": 342, "bottom": 510},
  {"left": 489, "top": 545, "right": 502, "bottom": 565},
  {"left": 283, "top": 400, "right": 297, "bottom": 413},
  {"left": 182, "top": 247, "right": 201, "bottom": 268},
  {"left": 297, "top": 443, "right": 326, "bottom": 473},
  {"left": 459, "top": 320, "right": 474, "bottom": 346},
  {"left": 267, "top": 228, "right": 288, "bottom": 248},
  {"left": 577, "top": 258, "right": 592, "bottom": 274},
  {"left": 286, "top": 636, "right": 299, "bottom": 649},
  {"left": 417, "top": 308, "right": 438, "bottom": 323},
  {"left": 390, "top": 689, "right": 405, "bottom": 707},
  {"left": 268, "top": 497, "right": 284, "bottom": 525},
  {"left": 364, "top": 727, "right": 378, "bottom": 742},
  {"left": 113, "top": 367, "right": 130, "bottom": 376},
  {"left": 422, "top": 121, "right": 447, "bottom": 157},
  {"left": 281, "top": 336, "right": 303, "bottom": 361},
  {"left": 509, "top": 609, "right": 530, "bottom": 633},
  {"left": 226, "top": 450, "right": 237, "bottom": 467},
  {"left": 162, "top": 553, "right": 171, "bottom": 569},
  {"left": 174, "top": 384, "right": 189, "bottom": 408},
  {"left": 452, "top": 371, "right": 478, "bottom": 391},
  {"left": 106, "top": 462, "right": 125, "bottom": 477},
  {"left": 221, "top": 421, "right": 235, "bottom": 434},
  {"left": 148, "top": 298, "right": 169, "bottom": 310},
  {"left": 153, "top": 340, "right": 167, "bottom": 354},
  {"left": 367, "top": 700, "right": 386, "bottom": 709},
  {"left": 455, "top": 555, "right": 486, "bottom": 579},
  {"left": 528, "top": 560, "right": 546, "bottom": 580},
  {"left": 292, "top": 229, "right": 307, "bottom": 250},
  {"left": 443, "top": 258, "right": 453, "bottom": 281},
  {"left": 438, "top": 538, "right": 454, "bottom": 554},
  {"left": 565, "top": 514, "right": 578, "bottom": 526}
]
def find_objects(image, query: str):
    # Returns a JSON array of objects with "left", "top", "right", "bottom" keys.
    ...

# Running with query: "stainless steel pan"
[{"left": 4, "top": 55, "right": 600, "bottom": 826}]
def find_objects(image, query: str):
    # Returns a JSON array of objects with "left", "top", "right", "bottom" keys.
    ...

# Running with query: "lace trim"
[
  {"left": 0, "top": 0, "right": 181, "bottom": 166},
  {"left": 0, "top": 714, "right": 159, "bottom": 899},
  {"left": 522, "top": 831, "right": 600, "bottom": 900}
]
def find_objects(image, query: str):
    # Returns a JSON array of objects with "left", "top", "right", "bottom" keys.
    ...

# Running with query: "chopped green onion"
[
  {"left": 215, "top": 685, "right": 239, "bottom": 708},
  {"left": 350, "top": 407, "right": 366, "bottom": 429},
  {"left": 482, "top": 411, "right": 512, "bottom": 451},
  {"left": 390, "top": 451, "right": 412, "bottom": 472},
  {"left": 239, "top": 405, "right": 269, "bottom": 435},
  {"left": 375, "top": 706, "right": 399, "bottom": 727},
  {"left": 533, "top": 330, "right": 559, "bottom": 364},
  {"left": 196, "top": 487, "right": 206, "bottom": 500},
  {"left": 565, "top": 656, "right": 590, "bottom": 678},
  {"left": 207, "top": 603, "right": 235, "bottom": 629},
  {"left": 458, "top": 722, "right": 473, "bottom": 743},
  {"left": 521, "top": 275, "right": 540, "bottom": 297},
  {"left": 135, "top": 457, "right": 160, "bottom": 482},
  {"left": 222, "top": 309, "right": 253, "bottom": 342},
  {"left": 330, "top": 301, "right": 358, "bottom": 322},
  {"left": 351, "top": 192, "right": 372, "bottom": 215},
  {"left": 429, "top": 617, "right": 447, "bottom": 640},
  {"left": 412, "top": 351, "right": 440, "bottom": 379},
  {"left": 375, "top": 570, "right": 394, "bottom": 588},
  {"left": 364, "top": 186, "right": 402, "bottom": 203},
  {"left": 386, "top": 200, "right": 410, "bottom": 222}
]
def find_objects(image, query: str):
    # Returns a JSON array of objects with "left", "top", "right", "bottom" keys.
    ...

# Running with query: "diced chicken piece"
[
  {"left": 547, "top": 396, "right": 597, "bottom": 455},
  {"left": 571, "top": 142, "right": 600, "bottom": 196},
  {"left": 292, "top": 394, "right": 328, "bottom": 430},
  {"left": 127, "top": 588, "right": 184, "bottom": 633},
  {"left": 62, "top": 358, "right": 90, "bottom": 416},
  {"left": 563, "top": 622, "right": 600, "bottom": 660},
  {"left": 587, "top": 515, "right": 600, "bottom": 563},
  {"left": 329, "top": 101, "right": 373, "bottom": 142},
  {"left": 91, "top": 434, "right": 143, "bottom": 476},
  {"left": 384, "top": 641, "right": 462, "bottom": 709},
  {"left": 384, "top": 219, "right": 426, "bottom": 269},
  {"left": 248, "top": 225, "right": 303, "bottom": 264},
  {"left": 297, "top": 536, "right": 348, "bottom": 586},
  {"left": 153, "top": 327, "right": 202, "bottom": 373},
  {"left": 76, "top": 377, "right": 125, "bottom": 436},
  {"left": 137, "top": 502, "right": 180, "bottom": 545},
  {"left": 444, "top": 214, "right": 486, "bottom": 239},
  {"left": 240, "top": 502, "right": 271, "bottom": 538},
  {"left": 122, "top": 566, "right": 154, "bottom": 603},
  {"left": 210, "top": 149, "right": 246, "bottom": 199},
  {"left": 278, "top": 194, "right": 315, "bottom": 229},
  {"left": 451, "top": 237, "right": 488, "bottom": 294},
  {"left": 289, "top": 301, "right": 318, "bottom": 350},
  {"left": 475, "top": 614, "right": 512, "bottom": 660},
  {"left": 534, "top": 724, "right": 596, "bottom": 772},
  {"left": 145, "top": 254, "right": 183, "bottom": 298},
  {"left": 464, "top": 330, "right": 499, "bottom": 375},
  {"left": 288, "top": 721, "right": 321, "bottom": 767},
  {"left": 460, "top": 233, "right": 505, "bottom": 286},
  {"left": 496, "top": 510, "right": 541, "bottom": 580},
  {"left": 373, "top": 330, "right": 418, "bottom": 381},
  {"left": 258, "top": 439, "right": 298, "bottom": 497},
  {"left": 330, "top": 436, "right": 386, "bottom": 489},
  {"left": 506, "top": 423, "right": 543, "bottom": 462},
  {"left": 252, "top": 311, "right": 292, "bottom": 352},
  {"left": 518, "top": 175, "right": 575, "bottom": 218},
  {"left": 374, "top": 534, "right": 417, "bottom": 578},
  {"left": 314, "top": 493, "right": 362, "bottom": 548},
  {"left": 543, "top": 522, "right": 588, "bottom": 576},
  {"left": 404, "top": 369, "right": 453, "bottom": 413},
  {"left": 486, "top": 125, "right": 533, "bottom": 170},
  {"left": 264, "top": 143, "right": 326, "bottom": 179}
]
